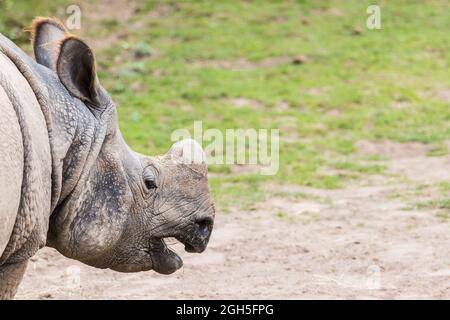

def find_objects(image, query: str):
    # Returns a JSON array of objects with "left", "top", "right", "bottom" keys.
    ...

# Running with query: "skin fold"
[{"left": 0, "top": 18, "right": 215, "bottom": 299}]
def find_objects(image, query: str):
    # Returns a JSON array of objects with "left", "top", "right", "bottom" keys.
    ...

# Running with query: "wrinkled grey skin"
[{"left": 0, "top": 19, "right": 214, "bottom": 299}]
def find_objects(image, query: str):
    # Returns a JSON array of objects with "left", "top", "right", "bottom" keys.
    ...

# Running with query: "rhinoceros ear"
[
  {"left": 31, "top": 17, "right": 67, "bottom": 70},
  {"left": 56, "top": 36, "right": 100, "bottom": 106}
]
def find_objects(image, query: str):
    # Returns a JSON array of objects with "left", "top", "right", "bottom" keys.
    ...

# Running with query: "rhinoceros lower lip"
[
  {"left": 148, "top": 238, "right": 183, "bottom": 275},
  {"left": 147, "top": 235, "right": 202, "bottom": 274}
]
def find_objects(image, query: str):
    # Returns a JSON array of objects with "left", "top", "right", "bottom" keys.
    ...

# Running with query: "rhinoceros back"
[{"left": 0, "top": 37, "right": 52, "bottom": 264}]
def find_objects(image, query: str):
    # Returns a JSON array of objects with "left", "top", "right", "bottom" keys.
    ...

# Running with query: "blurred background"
[{"left": 1, "top": 0, "right": 449, "bottom": 299}]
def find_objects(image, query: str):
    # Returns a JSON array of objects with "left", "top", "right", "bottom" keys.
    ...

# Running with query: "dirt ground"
[{"left": 16, "top": 141, "right": 450, "bottom": 299}]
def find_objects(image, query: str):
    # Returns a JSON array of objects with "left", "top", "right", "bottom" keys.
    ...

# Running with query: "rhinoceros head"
[{"left": 32, "top": 18, "right": 214, "bottom": 274}]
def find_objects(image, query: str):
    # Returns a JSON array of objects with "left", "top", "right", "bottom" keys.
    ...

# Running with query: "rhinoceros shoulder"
[{"left": 0, "top": 43, "right": 52, "bottom": 264}]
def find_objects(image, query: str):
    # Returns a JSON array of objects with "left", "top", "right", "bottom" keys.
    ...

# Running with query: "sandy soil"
[{"left": 15, "top": 141, "right": 450, "bottom": 299}]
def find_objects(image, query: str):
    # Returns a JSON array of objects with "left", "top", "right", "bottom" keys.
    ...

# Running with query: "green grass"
[
  {"left": 439, "top": 182, "right": 450, "bottom": 192},
  {"left": 427, "top": 143, "right": 449, "bottom": 157},
  {"left": 334, "top": 162, "right": 385, "bottom": 174},
  {"left": 1, "top": 0, "right": 449, "bottom": 209},
  {"left": 415, "top": 199, "right": 450, "bottom": 213}
]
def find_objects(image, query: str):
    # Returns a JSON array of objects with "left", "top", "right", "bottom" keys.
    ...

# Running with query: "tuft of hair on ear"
[
  {"left": 27, "top": 16, "right": 67, "bottom": 46},
  {"left": 26, "top": 17, "right": 74, "bottom": 70}
]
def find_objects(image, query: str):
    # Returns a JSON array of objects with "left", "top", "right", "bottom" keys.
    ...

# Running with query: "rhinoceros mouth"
[
  {"left": 146, "top": 237, "right": 182, "bottom": 275},
  {"left": 149, "top": 233, "right": 206, "bottom": 274}
]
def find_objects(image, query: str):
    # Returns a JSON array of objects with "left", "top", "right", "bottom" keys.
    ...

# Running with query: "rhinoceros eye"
[
  {"left": 144, "top": 177, "right": 157, "bottom": 190},
  {"left": 143, "top": 168, "right": 157, "bottom": 190}
]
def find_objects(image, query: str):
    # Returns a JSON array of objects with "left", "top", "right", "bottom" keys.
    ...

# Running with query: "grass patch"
[
  {"left": 415, "top": 199, "right": 450, "bottom": 211},
  {"left": 427, "top": 143, "right": 449, "bottom": 157},
  {"left": 334, "top": 162, "right": 386, "bottom": 174},
  {"left": 439, "top": 182, "right": 450, "bottom": 192}
]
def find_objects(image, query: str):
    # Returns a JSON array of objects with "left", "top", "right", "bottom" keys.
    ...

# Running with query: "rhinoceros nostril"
[{"left": 195, "top": 217, "right": 213, "bottom": 237}]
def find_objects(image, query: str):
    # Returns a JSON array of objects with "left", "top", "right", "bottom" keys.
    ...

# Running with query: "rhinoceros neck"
[{"left": 44, "top": 89, "right": 108, "bottom": 212}]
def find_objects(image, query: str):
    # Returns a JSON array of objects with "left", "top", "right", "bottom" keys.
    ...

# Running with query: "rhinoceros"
[{"left": 0, "top": 18, "right": 215, "bottom": 299}]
